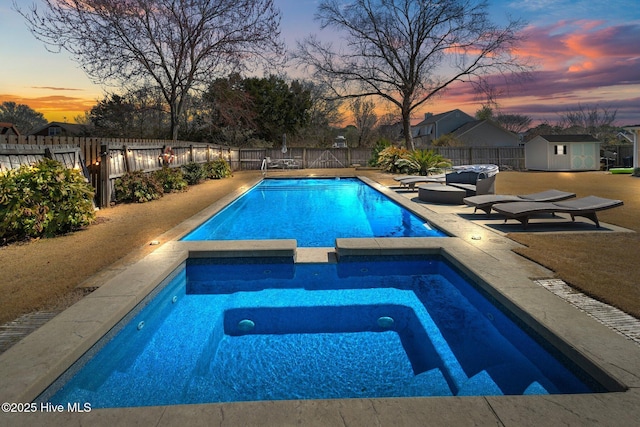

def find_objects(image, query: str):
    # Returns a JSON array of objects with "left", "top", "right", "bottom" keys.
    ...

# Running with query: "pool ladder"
[{"left": 261, "top": 157, "right": 268, "bottom": 177}]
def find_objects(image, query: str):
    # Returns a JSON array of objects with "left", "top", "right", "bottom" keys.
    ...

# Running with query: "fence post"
[
  {"left": 123, "top": 144, "right": 133, "bottom": 172},
  {"left": 99, "top": 144, "right": 111, "bottom": 208}
]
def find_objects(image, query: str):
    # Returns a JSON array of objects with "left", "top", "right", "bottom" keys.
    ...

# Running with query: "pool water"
[
  {"left": 44, "top": 256, "right": 599, "bottom": 408},
  {"left": 181, "top": 178, "right": 446, "bottom": 246}
]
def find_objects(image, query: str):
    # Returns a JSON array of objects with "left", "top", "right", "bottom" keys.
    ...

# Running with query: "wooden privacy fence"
[
  {"left": 0, "top": 136, "right": 240, "bottom": 208},
  {"left": 239, "top": 147, "right": 372, "bottom": 170},
  {"left": 1, "top": 134, "right": 534, "bottom": 208},
  {"left": 431, "top": 146, "right": 525, "bottom": 170},
  {"left": 236, "top": 146, "right": 526, "bottom": 170},
  {"left": 97, "top": 142, "right": 238, "bottom": 207},
  {"left": 0, "top": 143, "right": 84, "bottom": 174}
]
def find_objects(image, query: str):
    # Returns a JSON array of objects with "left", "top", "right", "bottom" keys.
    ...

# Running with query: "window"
[
  {"left": 48, "top": 126, "right": 61, "bottom": 137},
  {"left": 554, "top": 145, "right": 567, "bottom": 155}
]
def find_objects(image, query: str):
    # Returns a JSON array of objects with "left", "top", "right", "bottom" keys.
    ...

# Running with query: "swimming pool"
[
  {"left": 181, "top": 178, "right": 446, "bottom": 246},
  {"left": 42, "top": 255, "right": 601, "bottom": 408}
]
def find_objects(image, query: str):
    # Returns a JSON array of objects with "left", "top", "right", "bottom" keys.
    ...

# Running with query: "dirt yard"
[{"left": 1, "top": 168, "right": 638, "bottom": 331}]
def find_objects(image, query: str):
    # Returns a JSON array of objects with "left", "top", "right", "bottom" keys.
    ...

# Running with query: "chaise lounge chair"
[
  {"left": 492, "top": 196, "right": 624, "bottom": 229},
  {"left": 463, "top": 189, "right": 576, "bottom": 215}
]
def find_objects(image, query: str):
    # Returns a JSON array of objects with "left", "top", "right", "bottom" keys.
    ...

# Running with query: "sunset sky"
[{"left": 1, "top": 0, "right": 639, "bottom": 127}]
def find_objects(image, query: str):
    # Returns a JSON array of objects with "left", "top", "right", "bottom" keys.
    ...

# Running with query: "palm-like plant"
[{"left": 395, "top": 149, "right": 452, "bottom": 175}]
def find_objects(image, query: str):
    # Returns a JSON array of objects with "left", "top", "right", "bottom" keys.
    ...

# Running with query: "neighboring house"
[
  {"left": 412, "top": 109, "right": 474, "bottom": 146},
  {"left": 622, "top": 125, "right": 640, "bottom": 169},
  {"left": 411, "top": 109, "right": 518, "bottom": 148},
  {"left": 0, "top": 122, "right": 20, "bottom": 136},
  {"left": 525, "top": 134, "right": 602, "bottom": 171},
  {"left": 451, "top": 119, "right": 520, "bottom": 147},
  {"left": 333, "top": 135, "right": 347, "bottom": 148},
  {"left": 30, "top": 122, "right": 88, "bottom": 137}
]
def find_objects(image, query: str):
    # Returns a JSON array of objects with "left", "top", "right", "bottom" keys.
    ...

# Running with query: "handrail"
[{"left": 260, "top": 157, "right": 267, "bottom": 176}]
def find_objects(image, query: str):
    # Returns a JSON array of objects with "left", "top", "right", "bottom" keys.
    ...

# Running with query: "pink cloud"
[{"left": 463, "top": 20, "right": 640, "bottom": 124}]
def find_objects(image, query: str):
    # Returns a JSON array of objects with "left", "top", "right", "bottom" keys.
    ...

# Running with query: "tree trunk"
[{"left": 402, "top": 108, "right": 415, "bottom": 150}]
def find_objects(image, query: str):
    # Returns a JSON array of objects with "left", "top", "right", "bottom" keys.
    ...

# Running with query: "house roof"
[
  {"left": 535, "top": 134, "right": 601, "bottom": 143},
  {"left": 413, "top": 109, "right": 471, "bottom": 127},
  {"left": 0, "top": 122, "right": 20, "bottom": 135},
  {"left": 30, "top": 121, "right": 87, "bottom": 136},
  {"left": 451, "top": 119, "right": 516, "bottom": 138}
]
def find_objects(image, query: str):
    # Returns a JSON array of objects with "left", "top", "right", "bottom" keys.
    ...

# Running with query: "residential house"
[
  {"left": 622, "top": 125, "right": 640, "bottom": 169},
  {"left": 412, "top": 109, "right": 474, "bottom": 146},
  {"left": 525, "top": 134, "right": 601, "bottom": 171},
  {"left": 0, "top": 122, "right": 20, "bottom": 136},
  {"left": 30, "top": 122, "right": 88, "bottom": 137},
  {"left": 411, "top": 110, "right": 519, "bottom": 148},
  {"left": 451, "top": 119, "right": 519, "bottom": 147}
]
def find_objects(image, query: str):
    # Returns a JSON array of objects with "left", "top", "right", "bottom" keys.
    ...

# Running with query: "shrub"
[
  {"left": 0, "top": 158, "right": 95, "bottom": 242},
  {"left": 154, "top": 166, "right": 188, "bottom": 193},
  {"left": 395, "top": 149, "right": 452, "bottom": 176},
  {"left": 369, "top": 139, "right": 392, "bottom": 166},
  {"left": 181, "top": 162, "right": 207, "bottom": 185},
  {"left": 376, "top": 146, "right": 411, "bottom": 173},
  {"left": 204, "top": 158, "right": 232, "bottom": 179},
  {"left": 114, "top": 170, "right": 163, "bottom": 203}
]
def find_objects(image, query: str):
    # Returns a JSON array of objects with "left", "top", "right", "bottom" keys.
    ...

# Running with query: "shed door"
[{"left": 571, "top": 143, "right": 596, "bottom": 170}]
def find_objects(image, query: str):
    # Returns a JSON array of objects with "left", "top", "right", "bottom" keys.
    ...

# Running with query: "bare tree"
[
  {"left": 296, "top": 0, "right": 530, "bottom": 149},
  {"left": 349, "top": 98, "right": 378, "bottom": 147},
  {"left": 557, "top": 104, "right": 618, "bottom": 142},
  {"left": 16, "top": 0, "right": 283, "bottom": 140},
  {"left": 495, "top": 113, "right": 531, "bottom": 134}
]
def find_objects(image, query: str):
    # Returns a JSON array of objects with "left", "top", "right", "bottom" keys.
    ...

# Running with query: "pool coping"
[{"left": 1, "top": 175, "right": 639, "bottom": 425}]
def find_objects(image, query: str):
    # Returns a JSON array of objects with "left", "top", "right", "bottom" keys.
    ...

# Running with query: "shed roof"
[{"left": 536, "top": 134, "right": 600, "bottom": 143}]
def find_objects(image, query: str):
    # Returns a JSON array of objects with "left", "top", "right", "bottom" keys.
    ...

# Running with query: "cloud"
[
  {"left": 453, "top": 20, "right": 640, "bottom": 124},
  {"left": 0, "top": 94, "right": 97, "bottom": 121},
  {"left": 30, "top": 86, "right": 84, "bottom": 91}
]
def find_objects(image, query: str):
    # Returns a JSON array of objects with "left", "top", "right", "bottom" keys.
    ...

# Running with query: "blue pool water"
[
  {"left": 44, "top": 256, "right": 599, "bottom": 408},
  {"left": 181, "top": 178, "right": 446, "bottom": 246}
]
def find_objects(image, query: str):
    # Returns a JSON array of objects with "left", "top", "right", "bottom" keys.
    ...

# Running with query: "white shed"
[{"left": 525, "top": 135, "right": 601, "bottom": 171}]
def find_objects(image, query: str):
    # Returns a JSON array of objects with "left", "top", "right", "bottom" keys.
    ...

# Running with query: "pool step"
[
  {"left": 523, "top": 381, "right": 550, "bottom": 395},
  {"left": 457, "top": 370, "right": 503, "bottom": 396},
  {"left": 409, "top": 368, "right": 453, "bottom": 396}
]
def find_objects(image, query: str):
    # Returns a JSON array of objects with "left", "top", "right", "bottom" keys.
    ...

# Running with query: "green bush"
[
  {"left": 395, "top": 149, "right": 452, "bottom": 176},
  {"left": 114, "top": 170, "right": 163, "bottom": 203},
  {"left": 182, "top": 162, "right": 207, "bottom": 185},
  {"left": 154, "top": 166, "right": 188, "bottom": 193},
  {"left": 204, "top": 158, "right": 232, "bottom": 179},
  {"left": 0, "top": 158, "right": 95, "bottom": 242},
  {"left": 376, "top": 146, "right": 411, "bottom": 173},
  {"left": 369, "top": 139, "right": 392, "bottom": 166}
]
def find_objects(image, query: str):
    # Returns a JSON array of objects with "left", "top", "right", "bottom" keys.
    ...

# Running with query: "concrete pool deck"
[{"left": 1, "top": 174, "right": 639, "bottom": 426}]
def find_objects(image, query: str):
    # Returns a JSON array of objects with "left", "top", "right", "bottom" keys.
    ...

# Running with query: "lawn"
[{"left": 0, "top": 168, "right": 638, "bottom": 334}]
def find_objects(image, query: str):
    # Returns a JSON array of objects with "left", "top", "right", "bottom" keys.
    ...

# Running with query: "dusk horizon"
[{"left": 1, "top": 0, "right": 639, "bottom": 128}]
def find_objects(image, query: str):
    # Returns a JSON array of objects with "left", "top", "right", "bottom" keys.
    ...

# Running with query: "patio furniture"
[
  {"left": 463, "top": 190, "right": 577, "bottom": 215},
  {"left": 418, "top": 184, "right": 467, "bottom": 204},
  {"left": 446, "top": 172, "right": 496, "bottom": 197},
  {"left": 396, "top": 174, "right": 446, "bottom": 189},
  {"left": 492, "top": 196, "right": 624, "bottom": 228},
  {"left": 394, "top": 164, "right": 499, "bottom": 191}
]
